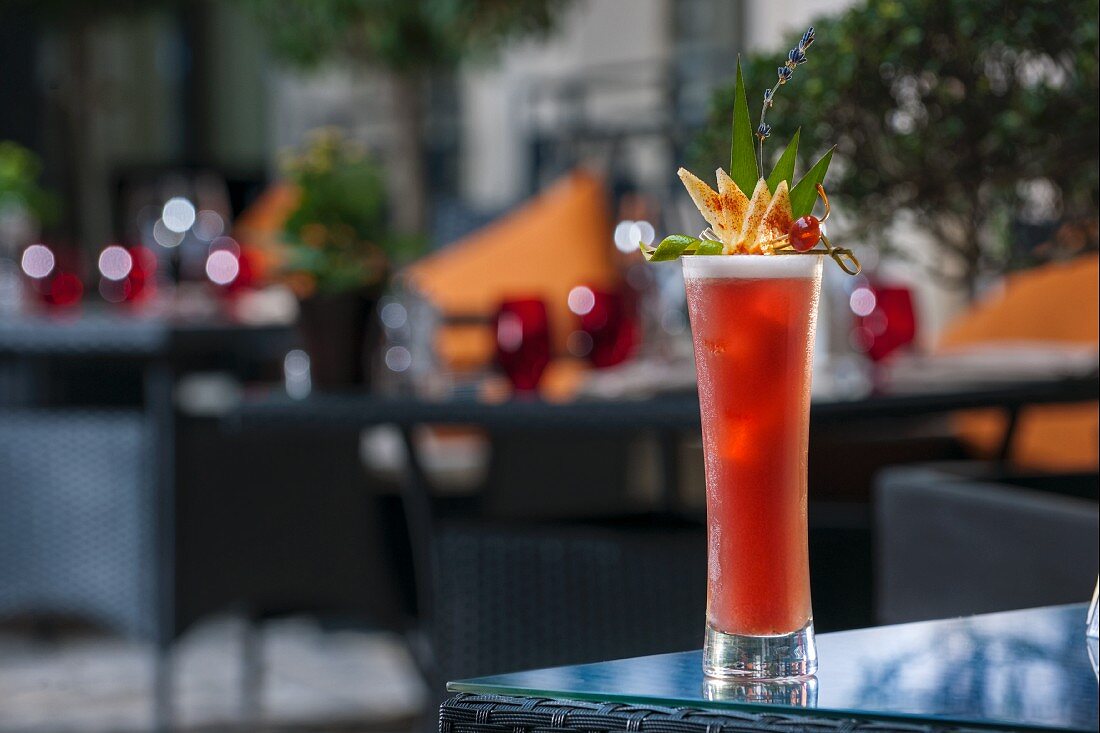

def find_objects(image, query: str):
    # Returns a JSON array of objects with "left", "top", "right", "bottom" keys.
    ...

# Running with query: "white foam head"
[{"left": 681, "top": 254, "right": 823, "bottom": 280}]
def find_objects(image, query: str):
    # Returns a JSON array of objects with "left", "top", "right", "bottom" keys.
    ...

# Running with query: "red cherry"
[{"left": 788, "top": 216, "right": 820, "bottom": 252}]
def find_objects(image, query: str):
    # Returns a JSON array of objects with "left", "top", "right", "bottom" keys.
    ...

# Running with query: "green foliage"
[
  {"left": 789, "top": 147, "right": 834, "bottom": 218},
  {"left": 729, "top": 61, "right": 759, "bottom": 194},
  {"left": 695, "top": 0, "right": 1100, "bottom": 286},
  {"left": 766, "top": 129, "right": 800, "bottom": 192},
  {"left": 248, "top": 0, "right": 573, "bottom": 72},
  {"left": 280, "top": 129, "right": 422, "bottom": 293},
  {"left": 0, "top": 141, "right": 60, "bottom": 227}
]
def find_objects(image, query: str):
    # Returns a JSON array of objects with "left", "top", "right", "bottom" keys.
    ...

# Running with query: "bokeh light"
[
  {"left": 284, "top": 349, "right": 310, "bottom": 378},
  {"left": 380, "top": 301, "right": 408, "bottom": 330},
  {"left": 20, "top": 244, "right": 55, "bottom": 279},
  {"left": 850, "top": 326, "right": 875, "bottom": 353},
  {"left": 849, "top": 287, "right": 877, "bottom": 317},
  {"left": 284, "top": 350, "right": 310, "bottom": 383},
  {"left": 613, "top": 220, "right": 655, "bottom": 253},
  {"left": 567, "top": 285, "right": 596, "bottom": 316},
  {"left": 209, "top": 235, "right": 240, "bottom": 257},
  {"left": 629, "top": 220, "right": 655, "bottom": 247},
  {"left": 613, "top": 221, "right": 635, "bottom": 253},
  {"left": 153, "top": 218, "right": 185, "bottom": 248},
  {"left": 567, "top": 329, "right": 594, "bottom": 357},
  {"left": 384, "top": 345, "right": 413, "bottom": 372},
  {"left": 205, "top": 249, "right": 240, "bottom": 285},
  {"left": 97, "top": 245, "right": 133, "bottom": 281},
  {"left": 283, "top": 349, "right": 312, "bottom": 400},
  {"left": 162, "top": 197, "right": 197, "bottom": 233},
  {"left": 193, "top": 210, "right": 225, "bottom": 241},
  {"left": 99, "top": 277, "right": 132, "bottom": 303}
]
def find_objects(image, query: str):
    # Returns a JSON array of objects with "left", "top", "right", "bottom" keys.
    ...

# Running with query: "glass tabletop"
[{"left": 449, "top": 604, "right": 1099, "bottom": 732}]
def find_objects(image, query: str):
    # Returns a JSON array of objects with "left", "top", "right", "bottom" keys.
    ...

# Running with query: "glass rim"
[{"left": 681, "top": 253, "right": 824, "bottom": 279}]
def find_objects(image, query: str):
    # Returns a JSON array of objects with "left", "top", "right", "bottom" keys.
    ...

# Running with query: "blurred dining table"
[
  {"left": 233, "top": 367, "right": 1099, "bottom": 564},
  {"left": 235, "top": 369, "right": 1100, "bottom": 463},
  {"left": 229, "top": 366, "right": 1099, "bottom": 684}
]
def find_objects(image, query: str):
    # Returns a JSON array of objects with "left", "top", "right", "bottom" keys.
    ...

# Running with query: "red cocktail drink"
[{"left": 683, "top": 254, "right": 821, "bottom": 678}]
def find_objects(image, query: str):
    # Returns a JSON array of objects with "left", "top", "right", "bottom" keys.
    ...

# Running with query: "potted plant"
[{"left": 280, "top": 128, "right": 420, "bottom": 388}]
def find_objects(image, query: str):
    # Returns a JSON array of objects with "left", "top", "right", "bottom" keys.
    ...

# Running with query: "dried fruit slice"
[
  {"left": 733, "top": 178, "right": 773, "bottom": 253},
  {"left": 754, "top": 180, "right": 794, "bottom": 253},
  {"left": 715, "top": 168, "right": 750, "bottom": 242},
  {"left": 678, "top": 167, "right": 738, "bottom": 243}
]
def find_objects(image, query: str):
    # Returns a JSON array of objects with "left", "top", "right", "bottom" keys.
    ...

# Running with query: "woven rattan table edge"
[{"left": 439, "top": 692, "right": 1012, "bottom": 733}]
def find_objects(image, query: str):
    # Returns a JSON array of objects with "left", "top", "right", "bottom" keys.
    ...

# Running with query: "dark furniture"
[
  {"left": 0, "top": 410, "right": 153, "bottom": 637},
  {"left": 875, "top": 463, "right": 1099, "bottom": 624},
  {"left": 234, "top": 374, "right": 1100, "bottom": 642},
  {"left": 443, "top": 604, "right": 1098, "bottom": 733},
  {"left": 234, "top": 373, "right": 1099, "bottom": 692},
  {"left": 0, "top": 313, "right": 295, "bottom": 728},
  {"left": 238, "top": 374, "right": 1100, "bottom": 434}
]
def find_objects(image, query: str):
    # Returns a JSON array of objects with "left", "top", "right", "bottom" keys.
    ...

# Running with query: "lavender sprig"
[{"left": 755, "top": 26, "right": 815, "bottom": 178}]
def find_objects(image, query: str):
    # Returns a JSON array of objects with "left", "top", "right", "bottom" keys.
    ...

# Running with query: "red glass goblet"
[
  {"left": 571, "top": 285, "right": 638, "bottom": 369},
  {"left": 851, "top": 284, "right": 917, "bottom": 362},
  {"left": 495, "top": 298, "right": 551, "bottom": 392}
]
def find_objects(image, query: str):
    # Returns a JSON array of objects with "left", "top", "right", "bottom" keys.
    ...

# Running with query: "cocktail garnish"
[
  {"left": 760, "top": 185, "right": 861, "bottom": 275},
  {"left": 641, "top": 27, "right": 859, "bottom": 275}
]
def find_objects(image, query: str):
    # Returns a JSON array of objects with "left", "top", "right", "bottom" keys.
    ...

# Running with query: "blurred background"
[{"left": 0, "top": 0, "right": 1097, "bottom": 731}]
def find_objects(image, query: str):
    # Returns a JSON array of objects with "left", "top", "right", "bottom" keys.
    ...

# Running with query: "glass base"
[
  {"left": 703, "top": 675, "right": 818, "bottom": 706},
  {"left": 703, "top": 620, "right": 817, "bottom": 679}
]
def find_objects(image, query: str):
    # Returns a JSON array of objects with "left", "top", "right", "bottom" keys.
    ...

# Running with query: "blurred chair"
[
  {"left": 0, "top": 318, "right": 379, "bottom": 725},
  {"left": 939, "top": 253, "right": 1099, "bottom": 472},
  {"left": 174, "top": 417, "right": 416, "bottom": 636},
  {"left": 172, "top": 413, "right": 435, "bottom": 716},
  {"left": 429, "top": 514, "right": 705, "bottom": 684},
  {"left": 479, "top": 426, "right": 635, "bottom": 520},
  {"left": 0, "top": 410, "right": 154, "bottom": 637},
  {"left": 874, "top": 463, "right": 1098, "bottom": 625}
]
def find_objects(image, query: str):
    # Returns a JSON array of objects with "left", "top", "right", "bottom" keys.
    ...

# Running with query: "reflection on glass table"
[
  {"left": 702, "top": 676, "right": 817, "bottom": 707},
  {"left": 450, "top": 604, "right": 1098, "bottom": 732}
]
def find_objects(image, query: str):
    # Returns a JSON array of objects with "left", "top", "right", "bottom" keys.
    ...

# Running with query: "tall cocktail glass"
[{"left": 683, "top": 254, "right": 822, "bottom": 679}]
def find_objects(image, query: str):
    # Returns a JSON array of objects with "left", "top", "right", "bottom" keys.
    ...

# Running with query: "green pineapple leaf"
[
  {"left": 790, "top": 147, "right": 835, "bottom": 217},
  {"left": 729, "top": 58, "right": 758, "bottom": 195},
  {"left": 766, "top": 129, "right": 800, "bottom": 192}
]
